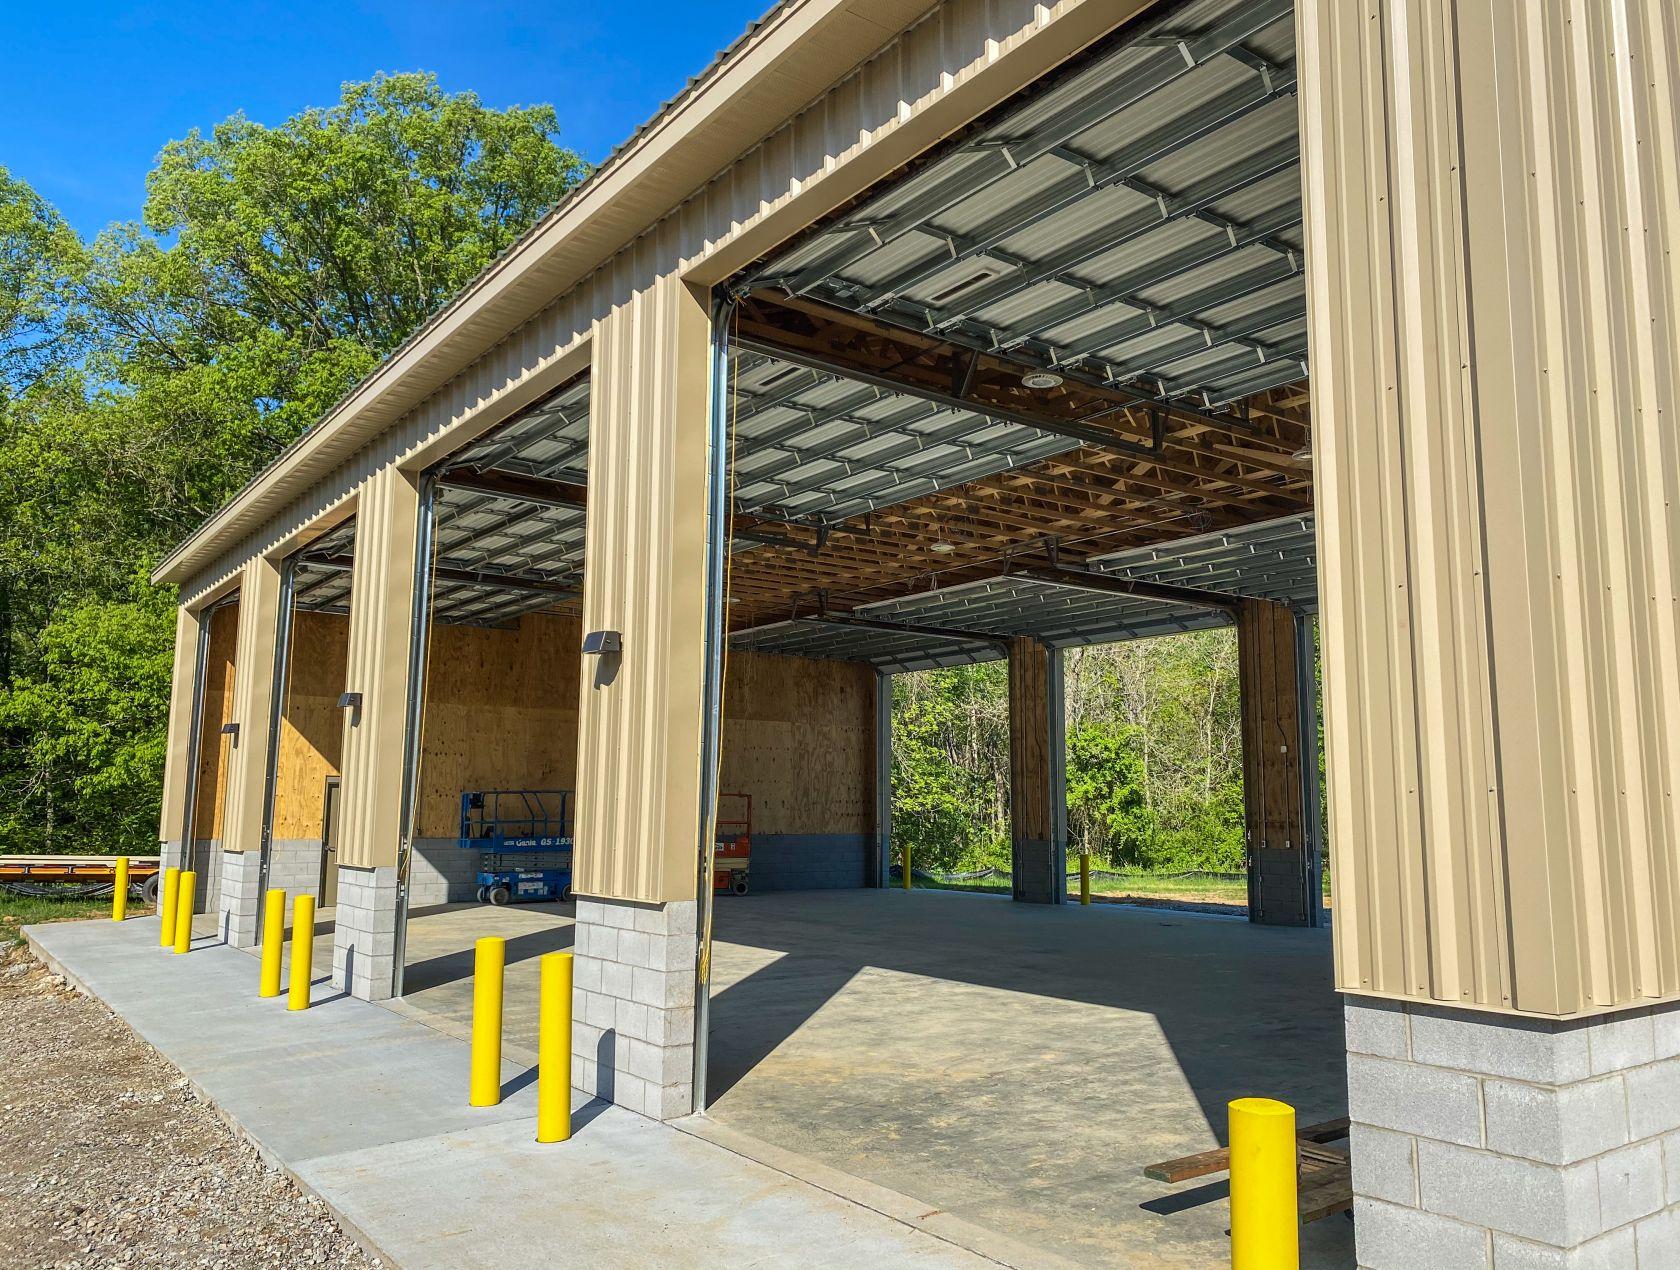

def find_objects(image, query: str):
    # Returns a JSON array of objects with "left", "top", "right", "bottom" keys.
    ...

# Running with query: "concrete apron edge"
[
  {"left": 672, "top": 1113, "right": 1077, "bottom": 1270},
  {"left": 24, "top": 928, "right": 402, "bottom": 1270}
]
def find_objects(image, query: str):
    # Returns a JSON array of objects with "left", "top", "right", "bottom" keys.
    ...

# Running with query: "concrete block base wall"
[
  {"left": 332, "top": 865, "right": 398, "bottom": 1001},
  {"left": 572, "top": 897, "right": 696, "bottom": 1121},
  {"left": 188, "top": 839, "right": 223, "bottom": 913},
  {"left": 1346, "top": 996, "right": 1680, "bottom": 1267},
  {"left": 1012, "top": 838, "right": 1060, "bottom": 904},
  {"left": 265, "top": 838, "right": 324, "bottom": 906},
  {"left": 216, "top": 850, "right": 261, "bottom": 948},
  {"left": 407, "top": 838, "right": 479, "bottom": 907},
  {"left": 746, "top": 834, "right": 868, "bottom": 892}
]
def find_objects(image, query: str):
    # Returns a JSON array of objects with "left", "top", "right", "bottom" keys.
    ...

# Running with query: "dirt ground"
[{"left": 0, "top": 938, "right": 377, "bottom": 1269}]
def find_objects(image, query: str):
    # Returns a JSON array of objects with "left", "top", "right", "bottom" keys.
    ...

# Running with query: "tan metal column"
[
  {"left": 574, "top": 276, "right": 714, "bottom": 903},
  {"left": 158, "top": 603, "right": 206, "bottom": 871},
  {"left": 1237, "top": 598, "right": 1313, "bottom": 927},
  {"left": 1300, "top": 0, "right": 1680, "bottom": 1017},
  {"left": 336, "top": 465, "right": 423, "bottom": 872},
  {"left": 221, "top": 555, "right": 284, "bottom": 858}
]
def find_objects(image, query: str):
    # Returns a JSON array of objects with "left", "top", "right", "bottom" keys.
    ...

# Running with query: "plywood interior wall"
[
  {"left": 719, "top": 650, "right": 875, "bottom": 837},
  {"left": 272, "top": 610, "right": 350, "bottom": 838},
  {"left": 190, "top": 602, "right": 239, "bottom": 841},
  {"left": 246, "top": 605, "right": 875, "bottom": 846},
  {"left": 414, "top": 612, "right": 584, "bottom": 838}
]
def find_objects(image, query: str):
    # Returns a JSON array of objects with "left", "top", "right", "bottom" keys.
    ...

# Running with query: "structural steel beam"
[
  {"left": 811, "top": 611, "right": 1008, "bottom": 649},
  {"left": 1008, "top": 563, "right": 1241, "bottom": 614}
]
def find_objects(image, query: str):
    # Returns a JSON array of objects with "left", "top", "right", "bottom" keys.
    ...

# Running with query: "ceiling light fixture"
[
  {"left": 1021, "top": 370, "right": 1064, "bottom": 390},
  {"left": 929, "top": 541, "right": 957, "bottom": 554}
]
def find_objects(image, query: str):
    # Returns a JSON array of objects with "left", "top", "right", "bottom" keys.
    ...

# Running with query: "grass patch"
[{"left": 0, "top": 891, "right": 149, "bottom": 946}]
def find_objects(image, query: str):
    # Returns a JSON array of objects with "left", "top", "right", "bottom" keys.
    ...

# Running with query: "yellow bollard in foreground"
[
  {"left": 1080, "top": 852, "right": 1092, "bottom": 906},
  {"left": 112, "top": 857, "right": 130, "bottom": 922},
  {"left": 1229, "top": 1097, "right": 1299, "bottom": 1270},
  {"left": 470, "top": 936, "right": 506, "bottom": 1107},
  {"left": 537, "top": 951, "right": 574, "bottom": 1143},
  {"left": 287, "top": 895, "right": 315, "bottom": 1011},
  {"left": 902, "top": 842, "right": 912, "bottom": 890},
  {"left": 172, "top": 871, "right": 196, "bottom": 954},
  {"left": 259, "top": 889, "right": 286, "bottom": 998},
  {"left": 159, "top": 866, "right": 180, "bottom": 948}
]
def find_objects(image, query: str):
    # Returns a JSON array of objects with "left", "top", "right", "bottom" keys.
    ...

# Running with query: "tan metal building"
[{"left": 151, "top": 0, "right": 1680, "bottom": 1262}]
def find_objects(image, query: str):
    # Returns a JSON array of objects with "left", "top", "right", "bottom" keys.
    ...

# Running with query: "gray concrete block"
[
  {"left": 1635, "top": 1206, "right": 1680, "bottom": 1267},
  {"left": 1351, "top": 1124, "right": 1419, "bottom": 1206},
  {"left": 600, "top": 958, "right": 632, "bottom": 1004},
  {"left": 1625, "top": 1058, "right": 1680, "bottom": 1140},
  {"left": 572, "top": 954, "right": 601, "bottom": 995},
  {"left": 1354, "top": 1196, "right": 1489, "bottom": 1269},
  {"left": 1595, "top": 1138, "right": 1665, "bottom": 1231},
  {"left": 1347, "top": 999, "right": 1412, "bottom": 1060},
  {"left": 614, "top": 997, "right": 650, "bottom": 1044},
  {"left": 1416, "top": 1140, "right": 1600, "bottom": 1247},
  {"left": 1586, "top": 1011, "right": 1656, "bottom": 1076},
  {"left": 1483, "top": 1075, "right": 1629, "bottom": 1166},
  {"left": 1664, "top": 1131, "right": 1680, "bottom": 1207},
  {"left": 1653, "top": 1004, "right": 1680, "bottom": 1061},
  {"left": 1491, "top": 1228, "right": 1636, "bottom": 1269},
  {"left": 650, "top": 1079, "right": 693, "bottom": 1121},
  {"left": 1410, "top": 1008, "right": 1591, "bottom": 1085},
  {"left": 1349, "top": 1053, "right": 1484, "bottom": 1147},
  {"left": 616, "top": 928, "right": 651, "bottom": 970}
]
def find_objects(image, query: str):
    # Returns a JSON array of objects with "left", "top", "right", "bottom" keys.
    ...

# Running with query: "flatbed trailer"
[{"left": 0, "top": 855, "right": 162, "bottom": 903}]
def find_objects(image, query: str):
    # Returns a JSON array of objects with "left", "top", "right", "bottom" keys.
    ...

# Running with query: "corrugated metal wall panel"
[
  {"left": 336, "top": 467, "right": 422, "bottom": 871},
  {"left": 220, "top": 556, "right": 283, "bottom": 858},
  {"left": 572, "top": 263, "right": 715, "bottom": 903},
  {"left": 1301, "top": 0, "right": 1680, "bottom": 1016}
]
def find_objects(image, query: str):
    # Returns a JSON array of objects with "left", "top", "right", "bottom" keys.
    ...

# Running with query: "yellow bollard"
[
  {"left": 287, "top": 895, "right": 315, "bottom": 1011},
  {"left": 112, "top": 857, "right": 130, "bottom": 922},
  {"left": 172, "top": 871, "right": 196, "bottom": 954},
  {"left": 470, "top": 936, "right": 506, "bottom": 1107},
  {"left": 259, "top": 889, "right": 286, "bottom": 998},
  {"left": 1080, "top": 852, "right": 1091, "bottom": 906},
  {"left": 159, "top": 866, "right": 180, "bottom": 948},
  {"left": 902, "top": 842, "right": 912, "bottom": 891},
  {"left": 1229, "top": 1097, "right": 1299, "bottom": 1270},
  {"left": 537, "top": 951, "right": 573, "bottom": 1143}
]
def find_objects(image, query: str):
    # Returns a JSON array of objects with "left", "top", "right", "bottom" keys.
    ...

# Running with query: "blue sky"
[{"left": 3, "top": 0, "right": 772, "bottom": 240}]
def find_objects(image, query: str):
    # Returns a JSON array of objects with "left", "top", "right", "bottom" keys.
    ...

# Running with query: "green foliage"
[
  {"left": 0, "top": 74, "right": 589, "bottom": 854},
  {"left": 892, "top": 630, "right": 1250, "bottom": 875}
]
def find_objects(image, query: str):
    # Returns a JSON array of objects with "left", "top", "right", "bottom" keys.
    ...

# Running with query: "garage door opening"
[{"left": 695, "top": 0, "right": 1347, "bottom": 1262}]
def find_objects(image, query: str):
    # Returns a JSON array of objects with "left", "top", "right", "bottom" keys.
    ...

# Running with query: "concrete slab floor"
[
  {"left": 25, "top": 917, "right": 996, "bottom": 1270},
  {"left": 395, "top": 889, "right": 1354, "bottom": 1268}
]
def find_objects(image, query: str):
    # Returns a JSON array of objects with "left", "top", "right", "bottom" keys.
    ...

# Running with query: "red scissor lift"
[{"left": 712, "top": 793, "right": 752, "bottom": 895}]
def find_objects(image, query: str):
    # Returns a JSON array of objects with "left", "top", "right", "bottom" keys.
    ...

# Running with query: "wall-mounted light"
[
  {"left": 581, "top": 630, "right": 622, "bottom": 656},
  {"left": 337, "top": 691, "right": 363, "bottom": 727},
  {"left": 220, "top": 722, "right": 240, "bottom": 747}
]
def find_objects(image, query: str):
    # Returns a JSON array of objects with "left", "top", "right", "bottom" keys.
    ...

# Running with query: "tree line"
[
  {"left": 0, "top": 75, "right": 589, "bottom": 855},
  {"left": 891, "top": 629, "right": 1248, "bottom": 875}
]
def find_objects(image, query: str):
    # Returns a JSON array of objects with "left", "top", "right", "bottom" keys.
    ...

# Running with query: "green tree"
[{"left": 0, "top": 75, "right": 589, "bottom": 854}]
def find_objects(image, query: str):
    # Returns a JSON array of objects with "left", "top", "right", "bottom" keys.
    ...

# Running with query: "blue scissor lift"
[{"left": 458, "top": 789, "right": 574, "bottom": 905}]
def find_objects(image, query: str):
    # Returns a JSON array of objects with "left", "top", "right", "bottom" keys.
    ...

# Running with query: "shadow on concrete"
[
  {"left": 704, "top": 889, "right": 1344, "bottom": 1144},
  {"left": 403, "top": 915, "right": 575, "bottom": 994}
]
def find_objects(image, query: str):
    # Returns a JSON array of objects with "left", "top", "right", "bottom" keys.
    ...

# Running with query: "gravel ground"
[{"left": 0, "top": 938, "right": 379, "bottom": 1269}]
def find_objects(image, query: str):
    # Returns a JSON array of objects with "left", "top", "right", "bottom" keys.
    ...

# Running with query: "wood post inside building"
[
  {"left": 1008, "top": 635, "right": 1066, "bottom": 904},
  {"left": 1236, "top": 598, "right": 1318, "bottom": 927}
]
